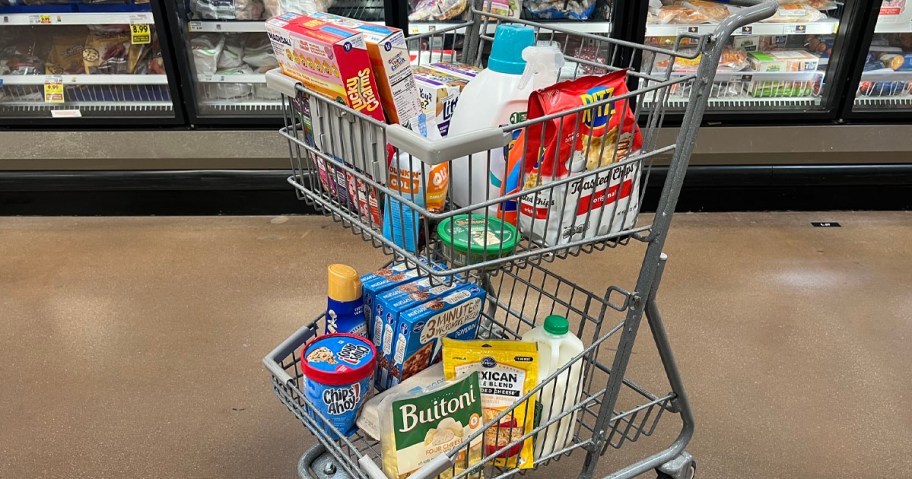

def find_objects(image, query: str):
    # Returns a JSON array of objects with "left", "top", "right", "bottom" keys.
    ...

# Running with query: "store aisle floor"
[{"left": 1, "top": 213, "right": 910, "bottom": 479}]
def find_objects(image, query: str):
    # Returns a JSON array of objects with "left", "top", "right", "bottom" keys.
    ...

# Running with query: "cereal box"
[
  {"left": 309, "top": 12, "right": 421, "bottom": 126},
  {"left": 265, "top": 12, "right": 385, "bottom": 123},
  {"left": 388, "top": 284, "right": 485, "bottom": 389},
  {"left": 427, "top": 62, "right": 481, "bottom": 81},
  {"left": 412, "top": 66, "right": 468, "bottom": 136},
  {"left": 374, "top": 278, "right": 467, "bottom": 390}
]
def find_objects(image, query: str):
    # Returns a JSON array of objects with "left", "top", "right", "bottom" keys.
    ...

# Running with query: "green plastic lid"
[
  {"left": 544, "top": 315, "right": 569, "bottom": 335},
  {"left": 437, "top": 214, "right": 518, "bottom": 256}
]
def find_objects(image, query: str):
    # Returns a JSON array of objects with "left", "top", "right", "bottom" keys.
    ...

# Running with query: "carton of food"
[
  {"left": 309, "top": 12, "right": 422, "bottom": 126},
  {"left": 388, "top": 284, "right": 485, "bottom": 389},
  {"left": 427, "top": 62, "right": 482, "bottom": 81},
  {"left": 747, "top": 50, "right": 819, "bottom": 72},
  {"left": 266, "top": 12, "right": 386, "bottom": 122},
  {"left": 412, "top": 66, "right": 469, "bottom": 136},
  {"left": 374, "top": 277, "right": 467, "bottom": 390}
]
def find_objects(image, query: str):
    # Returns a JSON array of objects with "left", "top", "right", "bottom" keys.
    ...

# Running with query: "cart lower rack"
[{"left": 264, "top": 1, "right": 777, "bottom": 478}]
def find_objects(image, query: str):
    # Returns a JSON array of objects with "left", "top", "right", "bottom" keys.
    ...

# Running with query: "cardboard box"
[
  {"left": 427, "top": 62, "right": 481, "bottom": 81},
  {"left": 412, "top": 66, "right": 469, "bottom": 136},
  {"left": 388, "top": 284, "right": 485, "bottom": 389},
  {"left": 265, "top": 12, "right": 386, "bottom": 123},
  {"left": 748, "top": 50, "right": 819, "bottom": 73},
  {"left": 374, "top": 277, "right": 467, "bottom": 390},
  {"left": 309, "top": 12, "right": 421, "bottom": 126}
]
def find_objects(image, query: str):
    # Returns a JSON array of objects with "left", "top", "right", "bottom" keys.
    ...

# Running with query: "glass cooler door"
[
  {"left": 171, "top": 0, "right": 389, "bottom": 123},
  {"left": 642, "top": 1, "right": 852, "bottom": 116},
  {"left": 0, "top": 0, "right": 180, "bottom": 122},
  {"left": 406, "top": 0, "right": 614, "bottom": 35},
  {"left": 847, "top": 1, "right": 912, "bottom": 113}
]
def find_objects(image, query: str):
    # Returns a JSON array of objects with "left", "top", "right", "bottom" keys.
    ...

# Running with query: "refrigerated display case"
[
  {"left": 845, "top": 0, "right": 912, "bottom": 115},
  {"left": 0, "top": 0, "right": 183, "bottom": 124},
  {"left": 405, "top": 0, "right": 614, "bottom": 34},
  {"left": 640, "top": 0, "right": 861, "bottom": 119},
  {"left": 167, "top": 0, "right": 390, "bottom": 124}
]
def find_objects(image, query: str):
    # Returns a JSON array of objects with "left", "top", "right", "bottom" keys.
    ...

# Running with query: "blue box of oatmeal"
[{"left": 388, "top": 283, "right": 486, "bottom": 389}]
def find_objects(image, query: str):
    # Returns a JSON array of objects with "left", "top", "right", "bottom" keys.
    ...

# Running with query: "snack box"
[
  {"left": 374, "top": 277, "right": 467, "bottom": 390},
  {"left": 308, "top": 12, "right": 421, "bottom": 126},
  {"left": 747, "top": 50, "right": 819, "bottom": 73},
  {"left": 427, "top": 62, "right": 482, "bottom": 81},
  {"left": 388, "top": 284, "right": 486, "bottom": 389},
  {"left": 265, "top": 12, "right": 386, "bottom": 122},
  {"left": 361, "top": 260, "right": 446, "bottom": 350},
  {"left": 412, "top": 66, "right": 469, "bottom": 136}
]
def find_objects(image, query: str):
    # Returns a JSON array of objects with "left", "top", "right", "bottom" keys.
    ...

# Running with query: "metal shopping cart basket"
[{"left": 263, "top": 1, "right": 777, "bottom": 478}]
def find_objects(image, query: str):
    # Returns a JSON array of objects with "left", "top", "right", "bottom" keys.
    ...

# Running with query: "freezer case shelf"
[
  {"left": 645, "top": 18, "right": 839, "bottom": 37},
  {"left": 0, "top": 11, "right": 154, "bottom": 25},
  {"left": 642, "top": 71, "right": 823, "bottom": 110},
  {"left": 0, "top": 75, "right": 172, "bottom": 116},
  {"left": 853, "top": 70, "right": 912, "bottom": 109}
]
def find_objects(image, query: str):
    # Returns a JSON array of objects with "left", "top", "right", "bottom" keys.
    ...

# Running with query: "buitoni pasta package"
[
  {"left": 442, "top": 339, "right": 538, "bottom": 470},
  {"left": 513, "top": 70, "right": 643, "bottom": 248}
]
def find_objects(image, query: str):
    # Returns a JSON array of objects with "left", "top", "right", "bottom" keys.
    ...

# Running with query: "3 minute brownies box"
[
  {"left": 374, "top": 278, "right": 467, "bottom": 390},
  {"left": 308, "top": 12, "right": 421, "bottom": 126},
  {"left": 388, "top": 284, "right": 485, "bottom": 389}
]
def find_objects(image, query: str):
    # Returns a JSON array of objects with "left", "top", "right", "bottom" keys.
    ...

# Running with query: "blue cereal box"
[
  {"left": 374, "top": 277, "right": 466, "bottom": 390},
  {"left": 388, "top": 284, "right": 485, "bottom": 388}
]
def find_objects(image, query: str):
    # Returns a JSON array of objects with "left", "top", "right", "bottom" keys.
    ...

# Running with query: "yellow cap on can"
[{"left": 327, "top": 264, "right": 362, "bottom": 302}]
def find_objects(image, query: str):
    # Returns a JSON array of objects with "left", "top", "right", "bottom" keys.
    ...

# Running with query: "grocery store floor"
[{"left": 1, "top": 212, "right": 911, "bottom": 479}]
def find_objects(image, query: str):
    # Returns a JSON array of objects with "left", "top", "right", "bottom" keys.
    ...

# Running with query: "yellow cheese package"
[{"left": 442, "top": 339, "right": 538, "bottom": 469}]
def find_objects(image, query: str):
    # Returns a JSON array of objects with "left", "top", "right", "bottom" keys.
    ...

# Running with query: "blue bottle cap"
[{"left": 488, "top": 24, "right": 536, "bottom": 75}]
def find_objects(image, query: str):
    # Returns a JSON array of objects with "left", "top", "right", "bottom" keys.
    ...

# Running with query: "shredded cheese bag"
[{"left": 442, "top": 339, "right": 538, "bottom": 470}]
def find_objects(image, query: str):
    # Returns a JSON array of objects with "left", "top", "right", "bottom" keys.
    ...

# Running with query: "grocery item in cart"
[
  {"left": 748, "top": 50, "right": 819, "bottom": 72},
  {"left": 358, "top": 363, "right": 446, "bottom": 439},
  {"left": 442, "top": 338, "right": 538, "bottom": 469},
  {"left": 427, "top": 62, "right": 481, "bottom": 81},
  {"left": 265, "top": 12, "right": 385, "bottom": 123},
  {"left": 309, "top": 12, "right": 421, "bottom": 127},
  {"left": 437, "top": 214, "right": 518, "bottom": 268},
  {"left": 375, "top": 276, "right": 466, "bottom": 391},
  {"left": 326, "top": 264, "right": 366, "bottom": 336},
  {"left": 517, "top": 71, "right": 642, "bottom": 248},
  {"left": 300, "top": 333, "right": 376, "bottom": 438},
  {"left": 412, "top": 66, "right": 471, "bottom": 137},
  {"left": 408, "top": 0, "right": 468, "bottom": 21},
  {"left": 389, "top": 284, "right": 486, "bottom": 388},
  {"left": 524, "top": 0, "right": 594, "bottom": 20},
  {"left": 521, "top": 315, "right": 584, "bottom": 461},
  {"left": 448, "top": 25, "right": 536, "bottom": 211},
  {"left": 363, "top": 260, "right": 445, "bottom": 349},
  {"left": 379, "top": 370, "right": 483, "bottom": 479}
]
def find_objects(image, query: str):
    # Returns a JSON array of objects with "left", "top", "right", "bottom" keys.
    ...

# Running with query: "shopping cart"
[{"left": 263, "top": 1, "right": 777, "bottom": 478}]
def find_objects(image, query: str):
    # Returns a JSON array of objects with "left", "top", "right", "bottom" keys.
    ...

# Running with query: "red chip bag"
[{"left": 517, "top": 70, "right": 643, "bottom": 247}]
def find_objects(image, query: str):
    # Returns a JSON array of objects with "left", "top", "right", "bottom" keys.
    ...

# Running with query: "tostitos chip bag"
[{"left": 511, "top": 70, "right": 643, "bottom": 247}]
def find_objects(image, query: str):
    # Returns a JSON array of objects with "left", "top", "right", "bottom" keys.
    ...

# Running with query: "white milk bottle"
[
  {"left": 521, "top": 315, "right": 585, "bottom": 460},
  {"left": 447, "top": 24, "right": 535, "bottom": 211}
]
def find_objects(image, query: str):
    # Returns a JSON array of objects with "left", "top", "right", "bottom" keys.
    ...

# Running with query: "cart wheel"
[
  {"left": 656, "top": 452, "right": 696, "bottom": 479},
  {"left": 298, "top": 444, "right": 351, "bottom": 479}
]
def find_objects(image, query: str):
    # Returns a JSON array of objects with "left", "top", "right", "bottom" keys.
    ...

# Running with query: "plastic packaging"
[
  {"left": 326, "top": 264, "right": 366, "bottom": 336},
  {"left": 448, "top": 24, "right": 536, "bottom": 211},
  {"left": 408, "top": 0, "right": 468, "bottom": 21},
  {"left": 764, "top": 2, "right": 826, "bottom": 23},
  {"left": 521, "top": 315, "right": 584, "bottom": 460},
  {"left": 301, "top": 333, "right": 376, "bottom": 439},
  {"left": 437, "top": 214, "right": 518, "bottom": 267},
  {"left": 379, "top": 371, "right": 484, "bottom": 479},
  {"left": 357, "top": 363, "right": 447, "bottom": 439},
  {"left": 524, "top": 0, "right": 594, "bottom": 20}
]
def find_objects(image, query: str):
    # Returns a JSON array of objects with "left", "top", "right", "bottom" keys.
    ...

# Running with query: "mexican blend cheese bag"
[{"left": 516, "top": 71, "right": 643, "bottom": 247}]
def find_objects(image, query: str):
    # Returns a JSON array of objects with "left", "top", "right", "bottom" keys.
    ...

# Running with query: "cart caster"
[
  {"left": 298, "top": 444, "right": 350, "bottom": 479},
  {"left": 656, "top": 452, "right": 696, "bottom": 479}
]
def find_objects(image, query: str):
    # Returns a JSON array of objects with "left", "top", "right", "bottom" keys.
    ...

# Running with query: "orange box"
[{"left": 266, "top": 12, "right": 386, "bottom": 123}]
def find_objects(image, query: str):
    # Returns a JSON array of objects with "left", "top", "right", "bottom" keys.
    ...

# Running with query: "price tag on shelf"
[
  {"left": 783, "top": 24, "right": 807, "bottom": 35},
  {"left": 189, "top": 21, "right": 202, "bottom": 32},
  {"left": 29, "top": 14, "right": 54, "bottom": 24},
  {"left": 200, "top": 74, "right": 214, "bottom": 82},
  {"left": 44, "top": 76, "right": 64, "bottom": 103},
  {"left": 51, "top": 109, "right": 82, "bottom": 118},
  {"left": 131, "top": 24, "right": 152, "bottom": 45},
  {"left": 740, "top": 26, "right": 753, "bottom": 35}
]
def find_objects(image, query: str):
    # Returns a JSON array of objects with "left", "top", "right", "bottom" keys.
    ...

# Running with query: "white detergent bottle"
[
  {"left": 522, "top": 315, "right": 585, "bottom": 460},
  {"left": 447, "top": 24, "right": 536, "bottom": 211}
]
